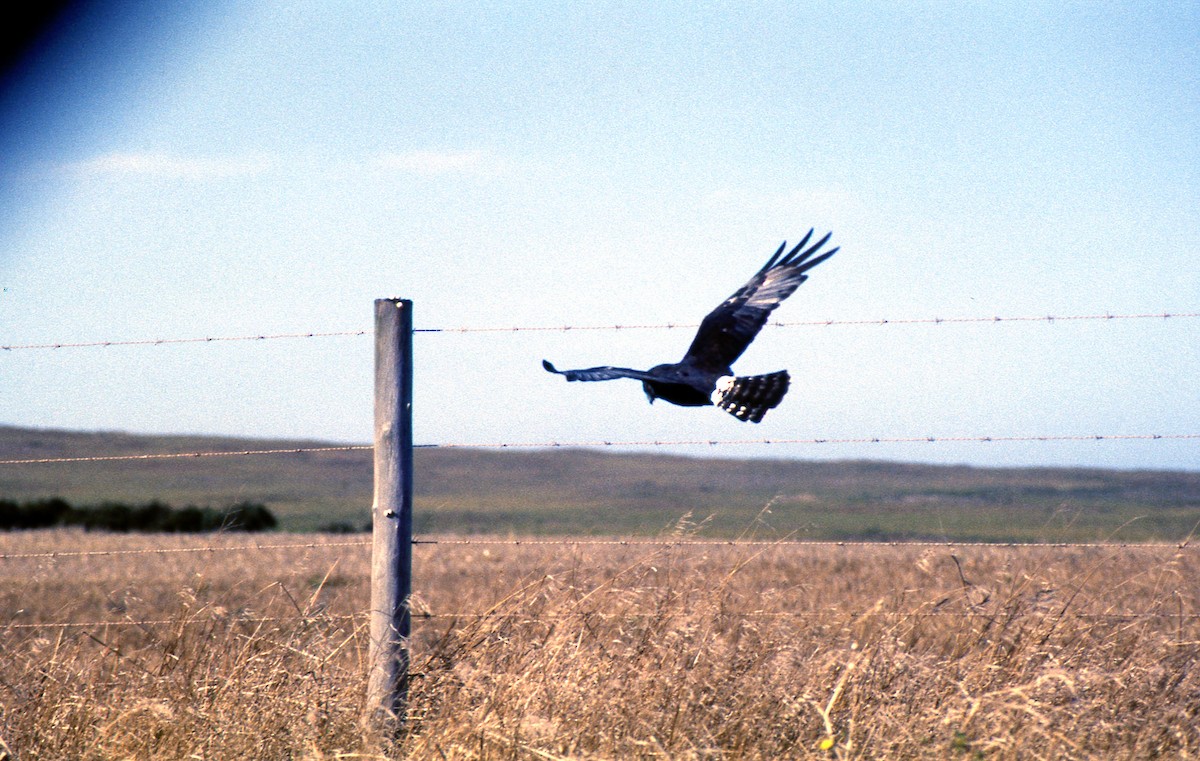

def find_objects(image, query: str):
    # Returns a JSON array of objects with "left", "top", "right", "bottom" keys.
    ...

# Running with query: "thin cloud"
[
  {"left": 63, "top": 150, "right": 502, "bottom": 180},
  {"left": 375, "top": 149, "right": 496, "bottom": 175},
  {"left": 65, "top": 152, "right": 274, "bottom": 179},
  {"left": 702, "top": 187, "right": 863, "bottom": 219}
]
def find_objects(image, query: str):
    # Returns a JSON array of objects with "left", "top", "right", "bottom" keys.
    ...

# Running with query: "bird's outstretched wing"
[
  {"left": 681, "top": 230, "right": 837, "bottom": 371},
  {"left": 542, "top": 360, "right": 659, "bottom": 383}
]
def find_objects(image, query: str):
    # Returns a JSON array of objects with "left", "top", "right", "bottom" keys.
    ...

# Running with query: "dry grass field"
[{"left": 2, "top": 528, "right": 1199, "bottom": 759}]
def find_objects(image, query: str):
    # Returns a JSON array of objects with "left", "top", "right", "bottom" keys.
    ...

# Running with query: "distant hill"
[{"left": 2, "top": 425, "right": 1198, "bottom": 540}]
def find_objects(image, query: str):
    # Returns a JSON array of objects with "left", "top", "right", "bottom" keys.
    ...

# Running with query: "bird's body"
[
  {"left": 643, "top": 363, "right": 722, "bottom": 407},
  {"left": 543, "top": 229, "right": 837, "bottom": 423}
]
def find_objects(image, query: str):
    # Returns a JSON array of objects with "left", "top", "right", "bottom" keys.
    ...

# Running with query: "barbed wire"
[
  {"left": 2, "top": 310, "right": 1195, "bottom": 351},
  {"left": 418, "top": 433, "right": 1200, "bottom": 450},
  {"left": 3, "top": 613, "right": 363, "bottom": 630},
  {"left": 2, "top": 537, "right": 1192, "bottom": 562},
  {"left": 0, "top": 539, "right": 370, "bottom": 560},
  {"left": 410, "top": 538, "right": 1196, "bottom": 549},
  {"left": 3, "top": 432, "right": 1196, "bottom": 466},
  {"left": 415, "top": 311, "right": 1200, "bottom": 334},
  {"left": 0, "top": 329, "right": 369, "bottom": 351},
  {"left": 0, "top": 444, "right": 371, "bottom": 465},
  {"left": 7, "top": 607, "right": 1200, "bottom": 631},
  {"left": 415, "top": 610, "right": 1200, "bottom": 621}
]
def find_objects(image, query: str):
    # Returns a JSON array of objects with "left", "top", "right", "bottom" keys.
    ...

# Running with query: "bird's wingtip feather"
[{"left": 760, "top": 240, "right": 788, "bottom": 272}]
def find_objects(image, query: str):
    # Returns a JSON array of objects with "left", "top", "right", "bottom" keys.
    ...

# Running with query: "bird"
[{"left": 543, "top": 229, "right": 837, "bottom": 423}]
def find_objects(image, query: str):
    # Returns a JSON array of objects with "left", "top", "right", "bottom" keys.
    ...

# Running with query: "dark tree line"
[{"left": 0, "top": 498, "right": 277, "bottom": 532}]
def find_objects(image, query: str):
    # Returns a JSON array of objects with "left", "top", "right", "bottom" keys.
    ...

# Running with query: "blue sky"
[{"left": 1, "top": 1, "right": 1197, "bottom": 470}]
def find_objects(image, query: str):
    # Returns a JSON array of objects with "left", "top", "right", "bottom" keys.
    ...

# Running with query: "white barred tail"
[{"left": 710, "top": 371, "right": 790, "bottom": 423}]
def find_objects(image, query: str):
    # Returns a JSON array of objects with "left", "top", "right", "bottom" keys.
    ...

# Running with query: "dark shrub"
[
  {"left": 1, "top": 498, "right": 277, "bottom": 533},
  {"left": 0, "top": 497, "right": 73, "bottom": 529},
  {"left": 220, "top": 502, "right": 277, "bottom": 532},
  {"left": 318, "top": 520, "right": 366, "bottom": 534},
  {"left": 131, "top": 500, "right": 172, "bottom": 531},
  {"left": 164, "top": 506, "right": 209, "bottom": 533}
]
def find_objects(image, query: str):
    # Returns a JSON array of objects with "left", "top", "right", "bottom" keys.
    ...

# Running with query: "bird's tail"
[{"left": 710, "top": 371, "right": 790, "bottom": 423}]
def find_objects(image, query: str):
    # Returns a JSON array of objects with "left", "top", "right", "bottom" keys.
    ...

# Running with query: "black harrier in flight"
[{"left": 543, "top": 230, "right": 837, "bottom": 423}]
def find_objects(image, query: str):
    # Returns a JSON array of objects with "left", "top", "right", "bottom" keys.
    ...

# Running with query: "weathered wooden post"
[{"left": 366, "top": 298, "right": 414, "bottom": 734}]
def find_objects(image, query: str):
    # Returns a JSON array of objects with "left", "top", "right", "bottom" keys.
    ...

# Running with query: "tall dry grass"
[{"left": 2, "top": 528, "right": 1198, "bottom": 759}]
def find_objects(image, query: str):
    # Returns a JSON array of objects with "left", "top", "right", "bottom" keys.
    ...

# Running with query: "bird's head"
[{"left": 642, "top": 381, "right": 657, "bottom": 405}]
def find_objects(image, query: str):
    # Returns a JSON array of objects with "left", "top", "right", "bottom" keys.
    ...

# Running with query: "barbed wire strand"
[
  {"left": 2, "top": 537, "right": 1192, "bottom": 562},
  {"left": 0, "top": 539, "right": 371, "bottom": 560},
  {"left": 7, "top": 608, "right": 1199, "bottom": 631},
  {"left": 420, "top": 610, "right": 1200, "bottom": 622},
  {"left": 410, "top": 538, "right": 1196, "bottom": 549},
  {"left": 3, "top": 311, "right": 1196, "bottom": 351},
  {"left": 415, "top": 311, "right": 1200, "bottom": 334},
  {"left": 0, "top": 444, "right": 372, "bottom": 465},
  {"left": 3, "top": 433, "right": 1196, "bottom": 466},
  {"left": 4, "top": 614, "right": 363, "bottom": 630},
  {"left": 1, "top": 330, "right": 369, "bottom": 351},
  {"left": 418, "top": 433, "right": 1200, "bottom": 450}
]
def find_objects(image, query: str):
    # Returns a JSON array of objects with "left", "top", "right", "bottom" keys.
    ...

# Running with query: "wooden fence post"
[{"left": 366, "top": 298, "right": 414, "bottom": 734}]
